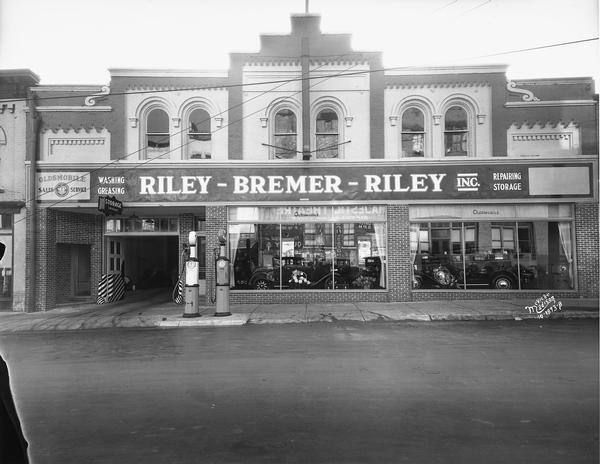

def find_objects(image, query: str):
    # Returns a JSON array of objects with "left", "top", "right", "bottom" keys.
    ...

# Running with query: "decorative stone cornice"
[
  {"left": 508, "top": 120, "right": 579, "bottom": 130},
  {"left": 386, "top": 82, "right": 490, "bottom": 90},
  {"left": 126, "top": 85, "right": 226, "bottom": 92},
  {"left": 244, "top": 60, "right": 301, "bottom": 67},
  {"left": 505, "top": 99, "right": 596, "bottom": 108},
  {"left": 41, "top": 126, "right": 108, "bottom": 134},
  {"left": 35, "top": 106, "right": 112, "bottom": 112}
]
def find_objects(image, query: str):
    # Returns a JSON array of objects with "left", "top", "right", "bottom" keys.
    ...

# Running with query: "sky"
[{"left": 0, "top": 0, "right": 598, "bottom": 85}]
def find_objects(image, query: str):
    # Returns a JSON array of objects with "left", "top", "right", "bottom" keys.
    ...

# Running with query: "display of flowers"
[{"left": 289, "top": 270, "right": 311, "bottom": 285}]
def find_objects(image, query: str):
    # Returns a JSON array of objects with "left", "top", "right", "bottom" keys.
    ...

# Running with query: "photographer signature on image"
[{"left": 525, "top": 293, "right": 563, "bottom": 319}]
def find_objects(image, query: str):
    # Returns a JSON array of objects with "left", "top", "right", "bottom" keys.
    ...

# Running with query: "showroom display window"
[
  {"left": 229, "top": 206, "right": 386, "bottom": 290},
  {"left": 410, "top": 204, "right": 575, "bottom": 291}
]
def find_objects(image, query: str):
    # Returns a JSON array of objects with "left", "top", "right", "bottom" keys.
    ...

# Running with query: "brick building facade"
[{"left": 1, "top": 14, "right": 597, "bottom": 312}]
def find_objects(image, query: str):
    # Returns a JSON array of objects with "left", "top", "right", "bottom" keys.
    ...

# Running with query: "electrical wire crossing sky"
[{"left": 0, "top": 0, "right": 597, "bottom": 85}]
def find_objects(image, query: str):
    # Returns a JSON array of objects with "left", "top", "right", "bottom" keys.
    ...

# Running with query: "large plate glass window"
[
  {"left": 410, "top": 205, "right": 574, "bottom": 291},
  {"left": 229, "top": 206, "right": 386, "bottom": 290}
]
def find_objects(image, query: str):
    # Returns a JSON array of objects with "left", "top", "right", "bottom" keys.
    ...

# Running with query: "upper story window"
[
  {"left": 444, "top": 106, "right": 469, "bottom": 156},
  {"left": 401, "top": 108, "right": 425, "bottom": 157},
  {"left": 272, "top": 109, "right": 298, "bottom": 159},
  {"left": 145, "top": 108, "right": 170, "bottom": 159},
  {"left": 315, "top": 109, "right": 339, "bottom": 159},
  {"left": 187, "top": 108, "right": 211, "bottom": 159}
]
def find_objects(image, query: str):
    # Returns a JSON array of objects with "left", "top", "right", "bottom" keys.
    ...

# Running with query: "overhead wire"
[
  {"left": 27, "top": 50, "right": 361, "bottom": 205},
  {"left": 6, "top": 36, "right": 600, "bottom": 224},
  {"left": 12, "top": 54, "right": 364, "bottom": 225},
  {"left": 2, "top": 37, "right": 598, "bottom": 105}
]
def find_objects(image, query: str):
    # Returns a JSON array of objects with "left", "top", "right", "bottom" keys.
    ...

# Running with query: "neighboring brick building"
[
  {"left": 9, "top": 14, "right": 599, "bottom": 312},
  {"left": 0, "top": 70, "right": 39, "bottom": 311}
]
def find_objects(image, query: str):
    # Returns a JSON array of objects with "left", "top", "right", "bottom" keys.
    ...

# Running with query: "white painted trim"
[
  {"left": 33, "top": 86, "right": 105, "bottom": 92},
  {"left": 35, "top": 106, "right": 112, "bottom": 112},
  {"left": 505, "top": 100, "right": 597, "bottom": 108},
  {"left": 109, "top": 69, "right": 228, "bottom": 78},
  {"left": 386, "top": 64, "right": 508, "bottom": 76}
]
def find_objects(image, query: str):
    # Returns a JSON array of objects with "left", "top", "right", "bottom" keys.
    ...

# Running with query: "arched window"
[
  {"left": 444, "top": 106, "right": 469, "bottom": 156},
  {"left": 272, "top": 109, "right": 297, "bottom": 159},
  {"left": 401, "top": 108, "right": 425, "bottom": 157},
  {"left": 187, "top": 108, "right": 211, "bottom": 159},
  {"left": 315, "top": 109, "right": 339, "bottom": 159},
  {"left": 145, "top": 108, "right": 170, "bottom": 158}
]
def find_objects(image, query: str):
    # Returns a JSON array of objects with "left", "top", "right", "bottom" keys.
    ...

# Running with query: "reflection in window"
[
  {"left": 146, "top": 108, "right": 170, "bottom": 159},
  {"left": 315, "top": 110, "right": 339, "bottom": 159},
  {"left": 401, "top": 108, "right": 425, "bottom": 157},
  {"left": 230, "top": 221, "right": 386, "bottom": 290},
  {"left": 412, "top": 221, "right": 574, "bottom": 291},
  {"left": 444, "top": 106, "right": 468, "bottom": 156},
  {"left": 105, "top": 217, "right": 178, "bottom": 233},
  {"left": 187, "top": 108, "right": 211, "bottom": 159},
  {"left": 273, "top": 109, "right": 297, "bottom": 159}
]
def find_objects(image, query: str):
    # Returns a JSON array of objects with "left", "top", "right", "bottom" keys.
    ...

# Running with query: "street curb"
[{"left": 157, "top": 314, "right": 249, "bottom": 327}]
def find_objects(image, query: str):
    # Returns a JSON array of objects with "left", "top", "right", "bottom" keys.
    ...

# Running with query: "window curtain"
[
  {"left": 373, "top": 223, "right": 386, "bottom": 288},
  {"left": 228, "top": 225, "right": 242, "bottom": 288},
  {"left": 410, "top": 223, "right": 420, "bottom": 265},
  {"left": 557, "top": 222, "right": 573, "bottom": 283}
]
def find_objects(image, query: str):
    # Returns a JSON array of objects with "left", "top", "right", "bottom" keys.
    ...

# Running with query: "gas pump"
[
  {"left": 214, "top": 230, "right": 231, "bottom": 317},
  {"left": 182, "top": 231, "right": 201, "bottom": 318}
]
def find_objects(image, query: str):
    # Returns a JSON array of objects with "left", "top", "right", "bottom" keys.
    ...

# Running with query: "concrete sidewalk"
[{"left": 0, "top": 291, "right": 597, "bottom": 332}]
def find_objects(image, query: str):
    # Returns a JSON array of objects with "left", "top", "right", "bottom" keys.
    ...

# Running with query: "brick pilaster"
[{"left": 575, "top": 202, "right": 599, "bottom": 298}]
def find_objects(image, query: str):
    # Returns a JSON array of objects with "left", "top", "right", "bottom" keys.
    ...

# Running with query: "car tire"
[
  {"left": 254, "top": 279, "right": 272, "bottom": 290},
  {"left": 491, "top": 274, "right": 514, "bottom": 290}
]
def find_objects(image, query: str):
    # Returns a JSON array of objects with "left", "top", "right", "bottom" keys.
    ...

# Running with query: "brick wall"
[
  {"left": 27, "top": 209, "right": 103, "bottom": 311},
  {"left": 205, "top": 206, "right": 227, "bottom": 305},
  {"left": 55, "top": 244, "right": 72, "bottom": 303},
  {"left": 387, "top": 205, "right": 412, "bottom": 302},
  {"left": 575, "top": 202, "right": 599, "bottom": 298}
]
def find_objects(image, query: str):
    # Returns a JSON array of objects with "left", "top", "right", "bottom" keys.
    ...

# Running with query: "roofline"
[
  {"left": 0, "top": 69, "right": 40, "bottom": 83},
  {"left": 109, "top": 69, "right": 228, "bottom": 78},
  {"left": 385, "top": 64, "right": 509, "bottom": 76}
]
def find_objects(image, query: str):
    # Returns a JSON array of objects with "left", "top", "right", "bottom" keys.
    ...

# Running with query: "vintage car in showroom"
[
  {"left": 413, "top": 253, "right": 536, "bottom": 290},
  {"left": 248, "top": 256, "right": 360, "bottom": 290}
]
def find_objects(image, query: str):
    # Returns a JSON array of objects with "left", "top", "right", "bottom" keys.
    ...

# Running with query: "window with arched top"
[
  {"left": 187, "top": 108, "right": 212, "bottom": 159},
  {"left": 444, "top": 106, "right": 469, "bottom": 156},
  {"left": 145, "top": 108, "right": 170, "bottom": 159},
  {"left": 272, "top": 109, "right": 298, "bottom": 159},
  {"left": 315, "top": 109, "right": 339, "bottom": 159},
  {"left": 401, "top": 108, "right": 425, "bottom": 157}
]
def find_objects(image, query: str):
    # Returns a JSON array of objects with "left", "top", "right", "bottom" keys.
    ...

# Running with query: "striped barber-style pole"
[
  {"left": 174, "top": 276, "right": 184, "bottom": 305},
  {"left": 96, "top": 274, "right": 126, "bottom": 305}
]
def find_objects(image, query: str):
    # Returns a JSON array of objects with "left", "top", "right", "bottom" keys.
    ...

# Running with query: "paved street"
[{"left": 0, "top": 320, "right": 598, "bottom": 464}]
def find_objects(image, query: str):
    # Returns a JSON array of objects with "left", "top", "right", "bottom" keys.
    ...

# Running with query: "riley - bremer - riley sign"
[{"left": 37, "top": 162, "right": 594, "bottom": 203}]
